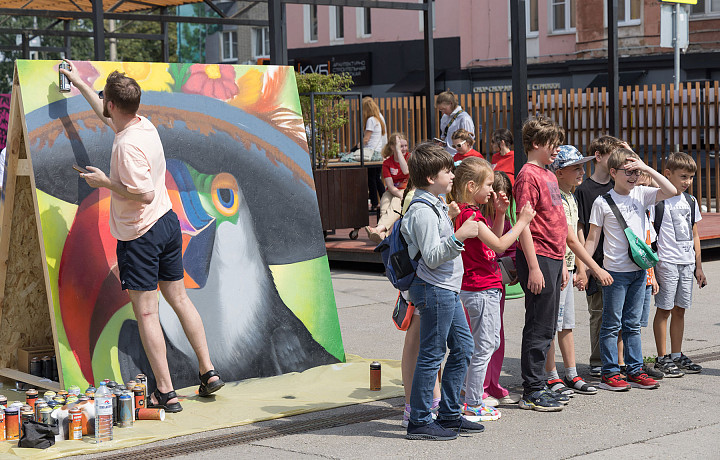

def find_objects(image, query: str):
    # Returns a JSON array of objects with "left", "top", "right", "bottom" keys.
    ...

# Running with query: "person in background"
[
  {"left": 451, "top": 129, "right": 482, "bottom": 164},
  {"left": 436, "top": 90, "right": 475, "bottom": 157},
  {"left": 365, "top": 133, "right": 409, "bottom": 243},
  {"left": 362, "top": 96, "right": 388, "bottom": 212},
  {"left": 490, "top": 129, "right": 516, "bottom": 186}
]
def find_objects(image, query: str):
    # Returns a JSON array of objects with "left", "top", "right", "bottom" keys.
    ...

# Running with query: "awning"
[
  {"left": 586, "top": 71, "right": 646, "bottom": 89},
  {"left": 0, "top": 0, "right": 203, "bottom": 13},
  {"left": 387, "top": 70, "right": 445, "bottom": 94}
]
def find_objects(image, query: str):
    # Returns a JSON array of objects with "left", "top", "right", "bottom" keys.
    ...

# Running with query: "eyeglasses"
[
  {"left": 617, "top": 168, "right": 641, "bottom": 177},
  {"left": 98, "top": 90, "right": 104, "bottom": 99},
  {"left": 452, "top": 140, "right": 466, "bottom": 149}
]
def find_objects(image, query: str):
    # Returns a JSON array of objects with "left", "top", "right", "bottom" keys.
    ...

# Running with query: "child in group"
[
  {"left": 574, "top": 135, "right": 625, "bottom": 377},
  {"left": 652, "top": 152, "right": 707, "bottom": 375},
  {"left": 482, "top": 171, "right": 521, "bottom": 407},
  {"left": 490, "top": 129, "right": 516, "bottom": 186},
  {"left": 451, "top": 158, "right": 536, "bottom": 421},
  {"left": 514, "top": 116, "right": 569, "bottom": 412},
  {"left": 544, "top": 145, "right": 614, "bottom": 397},
  {"left": 365, "top": 133, "right": 410, "bottom": 243},
  {"left": 451, "top": 129, "right": 482, "bottom": 163},
  {"left": 401, "top": 142, "right": 484, "bottom": 440},
  {"left": 584, "top": 148, "right": 676, "bottom": 391}
]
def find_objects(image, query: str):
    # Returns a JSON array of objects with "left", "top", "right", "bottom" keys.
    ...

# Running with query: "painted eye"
[{"left": 211, "top": 173, "right": 239, "bottom": 217}]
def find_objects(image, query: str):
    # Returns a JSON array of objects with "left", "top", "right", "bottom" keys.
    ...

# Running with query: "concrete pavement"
[{"left": 75, "top": 250, "right": 720, "bottom": 459}]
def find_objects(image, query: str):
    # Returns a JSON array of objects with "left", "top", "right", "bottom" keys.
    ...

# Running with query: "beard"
[{"left": 103, "top": 102, "right": 110, "bottom": 119}]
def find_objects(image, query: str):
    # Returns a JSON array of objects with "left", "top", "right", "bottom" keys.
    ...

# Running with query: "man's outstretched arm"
[{"left": 59, "top": 59, "right": 115, "bottom": 131}]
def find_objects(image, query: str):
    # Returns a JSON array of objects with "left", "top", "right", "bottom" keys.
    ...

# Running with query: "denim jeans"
[
  {"left": 600, "top": 269, "right": 646, "bottom": 376},
  {"left": 408, "top": 277, "right": 474, "bottom": 425}
]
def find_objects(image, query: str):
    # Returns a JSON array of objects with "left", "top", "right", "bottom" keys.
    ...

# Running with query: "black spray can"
[{"left": 59, "top": 61, "right": 71, "bottom": 93}]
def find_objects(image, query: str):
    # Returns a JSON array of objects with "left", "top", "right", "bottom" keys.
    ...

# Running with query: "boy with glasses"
[{"left": 584, "top": 148, "right": 676, "bottom": 391}]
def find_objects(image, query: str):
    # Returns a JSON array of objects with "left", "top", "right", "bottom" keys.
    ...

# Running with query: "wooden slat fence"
[{"left": 330, "top": 83, "right": 720, "bottom": 212}]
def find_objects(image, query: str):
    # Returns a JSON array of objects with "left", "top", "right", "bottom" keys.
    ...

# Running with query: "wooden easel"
[{"left": 0, "top": 66, "right": 62, "bottom": 391}]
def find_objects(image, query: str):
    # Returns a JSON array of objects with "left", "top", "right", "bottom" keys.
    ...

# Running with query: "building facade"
[{"left": 285, "top": 0, "right": 720, "bottom": 97}]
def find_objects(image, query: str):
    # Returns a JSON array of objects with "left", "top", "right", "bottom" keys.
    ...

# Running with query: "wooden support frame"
[{"left": 0, "top": 66, "right": 63, "bottom": 389}]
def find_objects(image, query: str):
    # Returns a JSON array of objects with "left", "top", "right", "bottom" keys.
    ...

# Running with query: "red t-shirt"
[
  {"left": 491, "top": 150, "right": 515, "bottom": 186},
  {"left": 455, "top": 203, "right": 503, "bottom": 292},
  {"left": 381, "top": 154, "right": 410, "bottom": 189},
  {"left": 453, "top": 148, "right": 482, "bottom": 163},
  {"left": 514, "top": 163, "right": 567, "bottom": 260}
]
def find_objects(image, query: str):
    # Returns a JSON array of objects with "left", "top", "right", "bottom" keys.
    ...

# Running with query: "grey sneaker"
[
  {"left": 655, "top": 355, "right": 685, "bottom": 378},
  {"left": 642, "top": 362, "right": 665, "bottom": 380},
  {"left": 589, "top": 366, "right": 602, "bottom": 377},
  {"left": 672, "top": 353, "right": 702, "bottom": 374}
]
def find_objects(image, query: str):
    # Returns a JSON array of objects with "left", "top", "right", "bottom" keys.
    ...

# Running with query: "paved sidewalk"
[{"left": 76, "top": 252, "right": 720, "bottom": 459}]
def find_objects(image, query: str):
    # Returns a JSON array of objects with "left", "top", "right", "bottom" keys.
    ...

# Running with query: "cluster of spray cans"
[
  {"left": 28, "top": 355, "right": 58, "bottom": 382},
  {"left": 0, "top": 373, "right": 166, "bottom": 443}
]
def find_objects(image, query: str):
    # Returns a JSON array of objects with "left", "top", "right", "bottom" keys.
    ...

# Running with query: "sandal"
[
  {"left": 148, "top": 389, "right": 183, "bottom": 413},
  {"left": 199, "top": 369, "right": 225, "bottom": 397}
]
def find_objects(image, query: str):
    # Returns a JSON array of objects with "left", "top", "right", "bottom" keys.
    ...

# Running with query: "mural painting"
[{"left": 11, "top": 60, "right": 344, "bottom": 390}]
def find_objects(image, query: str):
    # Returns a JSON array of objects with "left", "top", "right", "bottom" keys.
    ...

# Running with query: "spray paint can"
[
  {"left": 25, "top": 389, "right": 38, "bottom": 410},
  {"left": 370, "top": 361, "right": 382, "bottom": 391},
  {"left": 41, "top": 356, "right": 52, "bottom": 380},
  {"left": 59, "top": 61, "right": 71, "bottom": 93},
  {"left": 66, "top": 395, "right": 78, "bottom": 405},
  {"left": 68, "top": 406, "right": 82, "bottom": 440},
  {"left": 135, "top": 375, "right": 147, "bottom": 399},
  {"left": 51, "top": 355, "right": 58, "bottom": 382},
  {"left": 29, "top": 357, "right": 42, "bottom": 377},
  {"left": 0, "top": 408, "right": 5, "bottom": 441},
  {"left": 40, "top": 405, "right": 53, "bottom": 426},
  {"left": 112, "top": 388, "right": 123, "bottom": 426},
  {"left": 85, "top": 386, "right": 96, "bottom": 400},
  {"left": 68, "top": 385, "right": 81, "bottom": 396},
  {"left": 135, "top": 408, "right": 164, "bottom": 421},
  {"left": 34, "top": 400, "right": 47, "bottom": 420},
  {"left": 5, "top": 406, "right": 19, "bottom": 440},
  {"left": 118, "top": 392, "right": 133, "bottom": 428},
  {"left": 58, "top": 390, "right": 69, "bottom": 399},
  {"left": 20, "top": 405, "right": 34, "bottom": 439},
  {"left": 0, "top": 394, "right": 7, "bottom": 407},
  {"left": 43, "top": 391, "right": 56, "bottom": 403},
  {"left": 53, "top": 396, "right": 65, "bottom": 406},
  {"left": 133, "top": 386, "right": 145, "bottom": 411}
]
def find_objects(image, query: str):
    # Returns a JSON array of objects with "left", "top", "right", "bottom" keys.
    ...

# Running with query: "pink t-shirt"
[
  {"left": 514, "top": 163, "right": 567, "bottom": 260},
  {"left": 109, "top": 116, "right": 172, "bottom": 241}
]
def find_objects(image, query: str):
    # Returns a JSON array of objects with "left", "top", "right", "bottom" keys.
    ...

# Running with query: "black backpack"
[{"left": 652, "top": 192, "right": 696, "bottom": 251}]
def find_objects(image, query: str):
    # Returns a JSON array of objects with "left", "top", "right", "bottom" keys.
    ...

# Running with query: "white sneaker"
[{"left": 482, "top": 395, "right": 500, "bottom": 406}]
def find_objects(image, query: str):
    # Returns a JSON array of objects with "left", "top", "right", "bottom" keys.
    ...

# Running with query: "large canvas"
[{"left": 14, "top": 60, "right": 344, "bottom": 390}]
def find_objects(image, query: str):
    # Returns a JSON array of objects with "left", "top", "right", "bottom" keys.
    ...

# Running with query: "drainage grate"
[{"left": 101, "top": 405, "right": 403, "bottom": 459}]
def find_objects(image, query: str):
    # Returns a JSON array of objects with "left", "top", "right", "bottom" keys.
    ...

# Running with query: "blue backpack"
[{"left": 374, "top": 198, "right": 440, "bottom": 291}]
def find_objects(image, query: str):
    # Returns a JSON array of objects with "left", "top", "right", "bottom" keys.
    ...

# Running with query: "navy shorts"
[{"left": 116, "top": 210, "right": 185, "bottom": 291}]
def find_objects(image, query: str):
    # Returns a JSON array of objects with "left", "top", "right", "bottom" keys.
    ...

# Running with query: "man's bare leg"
[
  {"left": 127, "top": 289, "right": 180, "bottom": 405},
  {"left": 159, "top": 279, "right": 219, "bottom": 385}
]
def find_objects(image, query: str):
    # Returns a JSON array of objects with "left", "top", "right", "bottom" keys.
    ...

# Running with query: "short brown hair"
[
  {"left": 491, "top": 128, "right": 513, "bottom": 148},
  {"left": 608, "top": 148, "right": 639, "bottom": 172},
  {"left": 588, "top": 135, "right": 624, "bottom": 163},
  {"left": 451, "top": 128, "right": 474, "bottom": 146},
  {"left": 105, "top": 70, "right": 141, "bottom": 114},
  {"left": 408, "top": 141, "right": 454, "bottom": 188},
  {"left": 522, "top": 116, "right": 565, "bottom": 154},
  {"left": 436, "top": 90, "right": 458, "bottom": 110},
  {"left": 665, "top": 151, "right": 697, "bottom": 174}
]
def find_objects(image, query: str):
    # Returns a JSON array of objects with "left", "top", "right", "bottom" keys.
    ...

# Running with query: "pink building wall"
[{"left": 286, "top": 0, "right": 579, "bottom": 69}]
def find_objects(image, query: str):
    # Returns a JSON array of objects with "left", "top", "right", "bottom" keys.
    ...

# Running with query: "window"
[
  {"left": 691, "top": 0, "right": 720, "bottom": 15},
  {"left": 527, "top": 0, "right": 539, "bottom": 35},
  {"left": 551, "top": 0, "right": 576, "bottom": 32},
  {"left": 331, "top": 6, "right": 344, "bottom": 41},
  {"left": 307, "top": 5, "right": 318, "bottom": 42},
  {"left": 357, "top": 7, "right": 371, "bottom": 37},
  {"left": 221, "top": 30, "right": 237, "bottom": 61},
  {"left": 617, "top": 0, "right": 641, "bottom": 25},
  {"left": 252, "top": 27, "right": 269, "bottom": 59}
]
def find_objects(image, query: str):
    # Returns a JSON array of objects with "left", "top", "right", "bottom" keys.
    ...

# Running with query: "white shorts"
[
  {"left": 556, "top": 271, "right": 575, "bottom": 331},
  {"left": 655, "top": 261, "right": 694, "bottom": 310}
]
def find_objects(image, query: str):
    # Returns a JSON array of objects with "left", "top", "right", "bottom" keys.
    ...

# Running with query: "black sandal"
[
  {"left": 148, "top": 389, "right": 183, "bottom": 413},
  {"left": 199, "top": 369, "right": 225, "bottom": 397}
]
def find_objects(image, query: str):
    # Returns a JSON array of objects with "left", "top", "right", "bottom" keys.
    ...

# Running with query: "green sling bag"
[{"left": 602, "top": 193, "right": 659, "bottom": 270}]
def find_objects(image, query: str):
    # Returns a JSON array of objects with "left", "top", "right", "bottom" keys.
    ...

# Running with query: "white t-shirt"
[
  {"left": 589, "top": 186, "right": 659, "bottom": 272},
  {"left": 440, "top": 106, "right": 474, "bottom": 155},
  {"left": 365, "top": 115, "right": 387, "bottom": 152},
  {"left": 654, "top": 194, "right": 701, "bottom": 264}
]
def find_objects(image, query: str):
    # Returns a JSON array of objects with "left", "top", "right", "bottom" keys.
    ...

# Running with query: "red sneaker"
[
  {"left": 599, "top": 374, "right": 631, "bottom": 392},
  {"left": 627, "top": 372, "right": 659, "bottom": 389}
]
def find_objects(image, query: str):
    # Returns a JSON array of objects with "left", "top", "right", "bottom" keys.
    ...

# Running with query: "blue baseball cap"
[{"left": 549, "top": 145, "right": 594, "bottom": 172}]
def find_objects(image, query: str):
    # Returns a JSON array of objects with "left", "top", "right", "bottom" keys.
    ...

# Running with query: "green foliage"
[{"left": 296, "top": 72, "right": 353, "bottom": 169}]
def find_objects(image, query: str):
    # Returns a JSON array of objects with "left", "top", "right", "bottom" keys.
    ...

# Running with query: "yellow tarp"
[{"left": 0, "top": 356, "right": 403, "bottom": 459}]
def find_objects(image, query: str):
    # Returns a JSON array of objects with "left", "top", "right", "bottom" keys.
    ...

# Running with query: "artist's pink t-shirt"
[{"left": 109, "top": 116, "right": 172, "bottom": 241}]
